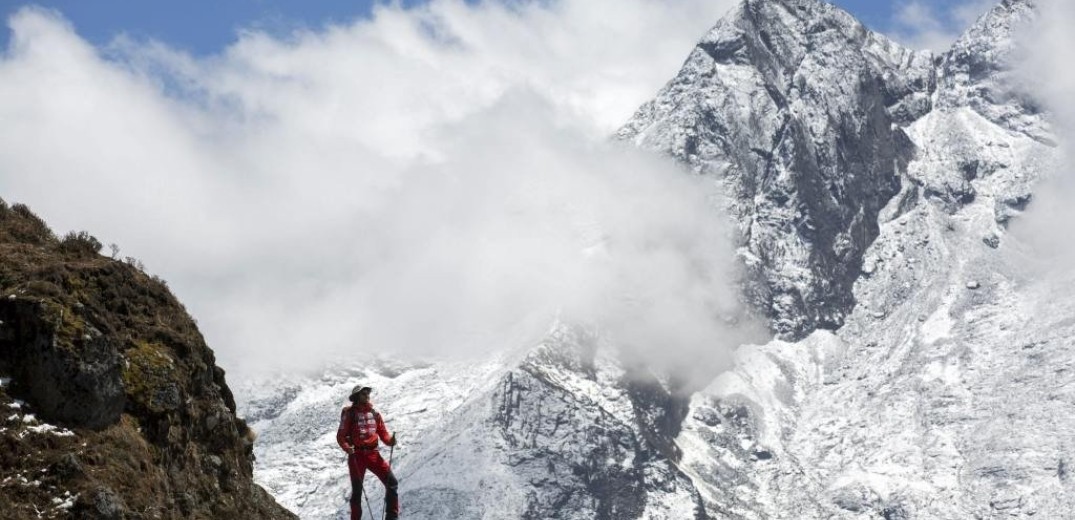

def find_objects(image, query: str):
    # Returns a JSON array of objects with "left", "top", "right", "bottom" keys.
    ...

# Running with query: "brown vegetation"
[{"left": 0, "top": 198, "right": 295, "bottom": 519}]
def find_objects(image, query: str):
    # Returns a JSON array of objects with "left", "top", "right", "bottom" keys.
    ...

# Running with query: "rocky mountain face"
[
  {"left": 645, "top": 0, "right": 1072, "bottom": 518},
  {"left": 0, "top": 203, "right": 295, "bottom": 519},
  {"left": 618, "top": 0, "right": 931, "bottom": 338},
  {"left": 243, "top": 0, "right": 1074, "bottom": 518}
]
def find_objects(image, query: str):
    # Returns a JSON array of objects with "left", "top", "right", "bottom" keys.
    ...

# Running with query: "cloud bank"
[
  {"left": 0, "top": 0, "right": 757, "bottom": 378},
  {"left": 1010, "top": 0, "right": 1075, "bottom": 268}
]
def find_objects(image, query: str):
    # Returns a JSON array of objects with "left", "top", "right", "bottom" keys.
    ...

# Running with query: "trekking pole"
[
  {"left": 361, "top": 479, "right": 376, "bottom": 520},
  {"left": 388, "top": 440, "right": 396, "bottom": 520}
]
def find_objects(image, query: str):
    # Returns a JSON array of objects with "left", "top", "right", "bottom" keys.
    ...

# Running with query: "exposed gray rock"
[
  {"left": 74, "top": 487, "right": 126, "bottom": 520},
  {"left": 619, "top": 0, "right": 925, "bottom": 339},
  {"left": 51, "top": 453, "right": 85, "bottom": 480},
  {"left": 0, "top": 298, "right": 125, "bottom": 430}
]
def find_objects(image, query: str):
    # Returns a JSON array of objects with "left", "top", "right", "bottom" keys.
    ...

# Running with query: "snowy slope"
[
  {"left": 237, "top": 356, "right": 512, "bottom": 519},
  {"left": 239, "top": 1, "right": 1075, "bottom": 518},
  {"left": 237, "top": 322, "right": 706, "bottom": 519}
]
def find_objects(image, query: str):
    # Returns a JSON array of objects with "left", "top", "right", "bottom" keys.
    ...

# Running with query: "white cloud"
[
  {"left": 1010, "top": 0, "right": 1075, "bottom": 268},
  {"left": 889, "top": 0, "right": 995, "bottom": 51},
  {"left": 0, "top": 0, "right": 755, "bottom": 380}
]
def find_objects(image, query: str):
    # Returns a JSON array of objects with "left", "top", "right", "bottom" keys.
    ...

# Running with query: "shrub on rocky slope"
[{"left": 0, "top": 199, "right": 295, "bottom": 519}]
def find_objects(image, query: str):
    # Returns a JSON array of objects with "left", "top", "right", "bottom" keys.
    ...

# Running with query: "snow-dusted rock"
[
  {"left": 618, "top": 0, "right": 931, "bottom": 339},
  {"left": 668, "top": 0, "right": 1072, "bottom": 518}
]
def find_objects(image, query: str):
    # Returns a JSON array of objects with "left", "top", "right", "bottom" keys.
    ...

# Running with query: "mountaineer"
[{"left": 337, "top": 385, "right": 399, "bottom": 520}]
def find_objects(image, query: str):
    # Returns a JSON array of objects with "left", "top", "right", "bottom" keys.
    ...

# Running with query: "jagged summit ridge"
[
  {"left": 939, "top": 0, "right": 1047, "bottom": 142},
  {"left": 696, "top": 0, "right": 934, "bottom": 109},
  {"left": 619, "top": 0, "right": 931, "bottom": 339}
]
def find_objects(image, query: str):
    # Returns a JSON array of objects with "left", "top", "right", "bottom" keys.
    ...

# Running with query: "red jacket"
[{"left": 337, "top": 403, "right": 393, "bottom": 451}]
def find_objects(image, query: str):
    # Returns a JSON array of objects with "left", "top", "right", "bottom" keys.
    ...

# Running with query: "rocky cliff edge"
[{"left": 0, "top": 200, "right": 295, "bottom": 519}]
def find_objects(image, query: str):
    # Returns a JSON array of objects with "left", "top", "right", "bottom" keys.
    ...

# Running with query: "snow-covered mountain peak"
[
  {"left": 695, "top": 0, "right": 938, "bottom": 128},
  {"left": 242, "top": 1, "right": 1075, "bottom": 518},
  {"left": 700, "top": 0, "right": 899, "bottom": 57},
  {"left": 619, "top": 0, "right": 933, "bottom": 339}
]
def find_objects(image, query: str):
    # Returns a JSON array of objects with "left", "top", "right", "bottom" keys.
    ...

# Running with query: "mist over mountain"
[
  {"left": 0, "top": 0, "right": 743, "bottom": 378},
  {"left": 3, "top": 0, "right": 1073, "bottom": 518},
  {"left": 240, "top": 0, "right": 1075, "bottom": 518}
]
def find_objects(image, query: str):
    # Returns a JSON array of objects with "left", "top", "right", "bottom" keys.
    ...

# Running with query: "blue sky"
[
  {"left": 0, "top": 0, "right": 419, "bottom": 54},
  {"left": 0, "top": 0, "right": 986, "bottom": 56},
  {"left": 836, "top": 0, "right": 984, "bottom": 30}
]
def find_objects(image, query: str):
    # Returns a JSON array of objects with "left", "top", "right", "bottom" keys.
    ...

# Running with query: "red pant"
[{"left": 348, "top": 450, "right": 399, "bottom": 520}]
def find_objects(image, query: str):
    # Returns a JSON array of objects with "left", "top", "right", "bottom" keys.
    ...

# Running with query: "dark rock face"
[
  {"left": 489, "top": 327, "right": 705, "bottom": 520},
  {"left": 73, "top": 487, "right": 126, "bottom": 520},
  {"left": 0, "top": 298, "right": 125, "bottom": 430},
  {"left": 619, "top": 0, "right": 928, "bottom": 339},
  {"left": 623, "top": 369, "right": 690, "bottom": 464},
  {"left": 496, "top": 369, "right": 645, "bottom": 520},
  {"left": 0, "top": 200, "right": 295, "bottom": 519},
  {"left": 494, "top": 346, "right": 649, "bottom": 520}
]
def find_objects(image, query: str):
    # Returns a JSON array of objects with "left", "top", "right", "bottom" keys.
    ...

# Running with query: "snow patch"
[
  {"left": 919, "top": 360, "right": 962, "bottom": 386},
  {"left": 24, "top": 423, "right": 75, "bottom": 437},
  {"left": 51, "top": 491, "right": 77, "bottom": 510},
  {"left": 920, "top": 292, "right": 956, "bottom": 344}
]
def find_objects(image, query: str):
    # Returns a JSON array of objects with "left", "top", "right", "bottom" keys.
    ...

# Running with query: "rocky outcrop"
[
  {"left": 491, "top": 328, "right": 703, "bottom": 520},
  {"left": 0, "top": 298, "right": 125, "bottom": 430},
  {"left": 0, "top": 200, "right": 294, "bottom": 519}
]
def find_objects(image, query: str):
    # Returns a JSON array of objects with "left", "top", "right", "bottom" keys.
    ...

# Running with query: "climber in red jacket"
[{"left": 337, "top": 385, "right": 399, "bottom": 520}]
